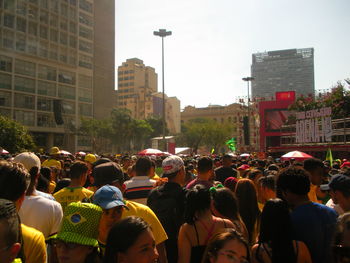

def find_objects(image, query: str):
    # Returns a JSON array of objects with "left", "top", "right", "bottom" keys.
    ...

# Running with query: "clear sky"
[{"left": 115, "top": 0, "right": 350, "bottom": 109}]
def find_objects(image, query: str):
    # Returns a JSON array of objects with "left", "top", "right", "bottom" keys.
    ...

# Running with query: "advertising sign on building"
[{"left": 295, "top": 107, "right": 332, "bottom": 143}]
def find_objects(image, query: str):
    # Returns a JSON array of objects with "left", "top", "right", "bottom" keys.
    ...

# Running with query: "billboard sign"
[{"left": 295, "top": 107, "right": 332, "bottom": 143}]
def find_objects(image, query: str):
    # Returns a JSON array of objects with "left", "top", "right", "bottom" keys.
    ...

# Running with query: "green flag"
[
  {"left": 326, "top": 148, "right": 333, "bottom": 167},
  {"left": 225, "top": 138, "right": 237, "bottom": 151},
  {"left": 211, "top": 148, "right": 215, "bottom": 154}
]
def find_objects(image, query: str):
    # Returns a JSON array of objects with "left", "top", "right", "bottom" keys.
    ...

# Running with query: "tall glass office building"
[{"left": 251, "top": 48, "right": 315, "bottom": 99}]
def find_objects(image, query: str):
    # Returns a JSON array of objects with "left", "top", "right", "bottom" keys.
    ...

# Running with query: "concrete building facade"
[
  {"left": 116, "top": 58, "right": 157, "bottom": 120},
  {"left": 116, "top": 58, "right": 180, "bottom": 135},
  {"left": 181, "top": 103, "right": 259, "bottom": 152},
  {"left": 251, "top": 48, "right": 315, "bottom": 99},
  {"left": 0, "top": 0, "right": 115, "bottom": 152}
]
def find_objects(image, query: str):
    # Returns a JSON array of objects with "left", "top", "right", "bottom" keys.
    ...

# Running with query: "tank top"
[{"left": 190, "top": 218, "right": 227, "bottom": 263}]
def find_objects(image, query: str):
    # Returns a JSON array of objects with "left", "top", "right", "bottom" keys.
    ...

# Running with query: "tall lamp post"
[
  {"left": 154, "top": 29, "right": 172, "bottom": 151},
  {"left": 242, "top": 77, "right": 255, "bottom": 150}
]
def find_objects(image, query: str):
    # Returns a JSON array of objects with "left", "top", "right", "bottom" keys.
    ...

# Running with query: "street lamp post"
[
  {"left": 154, "top": 29, "right": 172, "bottom": 151},
  {"left": 242, "top": 77, "right": 255, "bottom": 150}
]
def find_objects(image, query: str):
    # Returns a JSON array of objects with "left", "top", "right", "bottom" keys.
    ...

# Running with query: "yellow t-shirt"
[
  {"left": 308, "top": 184, "right": 321, "bottom": 203},
  {"left": 42, "top": 159, "right": 62, "bottom": 169},
  {"left": 48, "top": 181, "right": 56, "bottom": 194},
  {"left": 53, "top": 187, "right": 94, "bottom": 212},
  {"left": 21, "top": 224, "right": 46, "bottom": 263},
  {"left": 122, "top": 200, "right": 168, "bottom": 245}
]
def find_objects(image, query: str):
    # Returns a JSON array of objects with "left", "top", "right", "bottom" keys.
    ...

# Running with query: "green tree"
[
  {"left": 288, "top": 80, "right": 350, "bottom": 119},
  {"left": 204, "top": 121, "right": 234, "bottom": 153},
  {"left": 110, "top": 108, "right": 134, "bottom": 152},
  {"left": 0, "top": 116, "right": 35, "bottom": 153},
  {"left": 176, "top": 118, "right": 211, "bottom": 154},
  {"left": 146, "top": 116, "right": 169, "bottom": 138},
  {"left": 130, "top": 119, "right": 154, "bottom": 151},
  {"left": 79, "top": 118, "right": 112, "bottom": 153}
]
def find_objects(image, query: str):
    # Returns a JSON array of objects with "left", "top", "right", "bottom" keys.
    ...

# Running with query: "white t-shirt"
[
  {"left": 326, "top": 198, "right": 344, "bottom": 215},
  {"left": 19, "top": 195, "right": 63, "bottom": 238}
]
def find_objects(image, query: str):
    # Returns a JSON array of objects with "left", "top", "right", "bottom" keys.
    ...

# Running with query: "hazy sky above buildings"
[{"left": 115, "top": 0, "right": 350, "bottom": 109}]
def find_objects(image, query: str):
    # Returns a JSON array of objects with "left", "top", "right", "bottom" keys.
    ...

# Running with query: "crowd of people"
[{"left": 0, "top": 146, "right": 350, "bottom": 263}]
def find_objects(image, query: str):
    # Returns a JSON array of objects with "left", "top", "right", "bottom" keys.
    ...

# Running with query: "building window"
[
  {"left": 68, "top": 50, "right": 77, "bottom": 65},
  {"left": 79, "top": 40, "right": 92, "bottom": 53},
  {"left": 14, "top": 93, "right": 35, "bottom": 109},
  {"left": 28, "top": 5, "right": 38, "bottom": 20},
  {"left": 14, "top": 76, "right": 35, "bottom": 93},
  {"left": 69, "top": 22, "right": 77, "bottom": 34},
  {"left": 50, "top": 14, "right": 58, "bottom": 28},
  {"left": 60, "top": 19, "right": 68, "bottom": 31},
  {"left": 58, "top": 84, "right": 75, "bottom": 100},
  {"left": 28, "top": 21, "right": 38, "bottom": 36},
  {"left": 38, "top": 65, "right": 56, "bottom": 81},
  {"left": 78, "top": 88, "right": 92, "bottom": 102},
  {"left": 4, "top": 14, "right": 15, "bottom": 28},
  {"left": 61, "top": 3, "right": 68, "bottom": 18},
  {"left": 58, "top": 70, "right": 75, "bottom": 85},
  {"left": 78, "top": 103, "right": 92, "bottom": 116},
  {"left": 39, "top": 10, "right": 49, "bottom": 24},
  {"left": 62, "top": 100, "right": 75, "bottom": 114},
  {"left": 60, "top": 32, "right": 68, "bottom": 45},
  {"left": 39, "top": 25, "right": 48, "bottom": 39},
  {"left": 4, "top": 0, "right": 15, "bottom": 11},
  {"left": 39, "top": 41, "right": 48, "bottom": 58},
  {"left": 69, "top": 36, "right": 77, "bottom": 48},
  {"left": 0, "top": 56, "right": 12, "bottom": 72},
  {"left": 50, "top": 0, "right": 59, "bottom": 13},
  {"left": 49, "top": 44, "right": 59, "bottom": 61},
  {"left": 15, "top": 59, "right": 35, "bottom": 77},
  {"left": 79, "top": 12, "right": 93, "bottom": 27},
  {"left": 59, "top": 48, "right": 68, "bottom": 63},
  {"left": 16, "top": 1, "right": 27, "bottom": 16},
  {"left": 79, "top": 0, "right": 93, "bottom": 13},
  {"left": 79, "top": 54, "right": 92, "bottom": 69},
  {"left": 54, "top": 134, "right": 64, "bottom": 146},
  {"left": 16, "top": 33, "right": 26, "bottom": 52},
  {"left": 16, "top": 17, "right": 26, "bottom": 33},
  {"left": 14, "top": 110, "right": 35, "bottom": 126},
  {"left": 0, "top": 73, "right": 12, "bottom": 90},
  {"left": 39, "top": 0, "right": 48, "bottom": 9},
  {"left": 50, "top": 29, "right": 58, "bottom": 42},
  {"left": 37, "top": 97, "right": 52, "bottom": 111},
  {"left": 3, "top": 30, "right": 14, "bottom": 49},
  {"left": 38, "top": 81, "right": 56, "bottom": 96},
  {"left": 69, "top": 7, "right": 77, "bottom": 20},
  {"left": 78, "top": 74, "right": 92, "bottom": 89},
  {"left": 79, "top": 26, "right": 92, "bottom": 40},
  {"left": 37, "top": 113, "right": 55, "bottom": 127},
  {"left": 0, "top": 91, "right": 12, "bottom": 107},
  {"left": 28, "top": 39, "right": 37, "bottom": 54}
]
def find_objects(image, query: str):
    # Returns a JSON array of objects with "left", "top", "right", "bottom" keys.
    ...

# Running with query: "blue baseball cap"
[{"left": 93, "top": 185, "right": 128, "bottom": 210}]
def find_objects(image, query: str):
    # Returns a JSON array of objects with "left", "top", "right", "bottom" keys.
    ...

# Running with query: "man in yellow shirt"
[
  {"left": 0, "top": 161, "right": 46, "bottom": 263},
  {"left": 54, "top": 161, "right": 94, "bottom": 211},
  {"left": 42, "top": 146, "right": 62, "bottom": 170}
]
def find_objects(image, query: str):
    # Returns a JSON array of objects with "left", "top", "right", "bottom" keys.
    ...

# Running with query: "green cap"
[{"left": 55, "top": 202, "right": 102, "bottom": 247}]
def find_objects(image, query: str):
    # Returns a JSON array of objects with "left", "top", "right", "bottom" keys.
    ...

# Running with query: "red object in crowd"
[
  {"left": 138, "top": 148, "right": 165, "bottom": 156},
  {"left": 341, "top": 162, "right": 350, "bottom": 168},
  {"left": 281, "top": 151, "right": 313, "bottom": 161}
]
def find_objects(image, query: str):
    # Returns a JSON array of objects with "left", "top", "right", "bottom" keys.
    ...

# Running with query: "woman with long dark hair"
[
  {"left": 251, "top": 199, "right": 312, "bottom": 263},
  {"left": 211, "top": 187, "right": 249, "bottom": 241},
  {"left": 178, "top": 185, "right": 234, "bottom": 263},
  {"left": 103, "top": 216, "right": 158, "bottom": 263},
  {"left": 235, "top": 179, "right": 261, "bottom": 245}
]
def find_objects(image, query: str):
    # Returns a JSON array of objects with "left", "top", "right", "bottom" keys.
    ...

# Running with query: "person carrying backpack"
[{"left": 147, "top": 156, "right": 186, "bottom": 263}]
